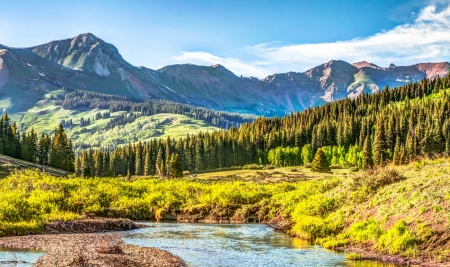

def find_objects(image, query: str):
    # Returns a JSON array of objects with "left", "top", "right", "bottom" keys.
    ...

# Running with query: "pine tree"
[
  {"left": 37, "top": 133, "right": 51, "bottom": 165},
  {"left": 168, "top": 153, "right": 183, "bottom": 178},
  {"left": 311, "top": 148, "right": 331, "bottom": 173},
  {"left": 135, "top": 142, "right": 143, "bottom": 176},
  {"left": 49, "top": 123, "right": 74, "bottom": 171},
  {"left": 393, "top": 136, "right": 401, "bottom": 165},
  {"left": 362, "top": 136, "right": 373, "bottom": 170},
  {"left": 373, "top": 117, "right": 386, "bottom": 165}
]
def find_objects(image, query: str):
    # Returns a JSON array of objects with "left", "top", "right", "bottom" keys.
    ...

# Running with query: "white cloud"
[
  {"left": 173, "top": 51, "right": 273, "bottom": 78},
  {"left": 173, "top": 2, "right": 450, "bottom": 78}
]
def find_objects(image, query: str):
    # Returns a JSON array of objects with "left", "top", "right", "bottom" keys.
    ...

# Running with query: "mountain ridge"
[{"left": 0, "top": 33, "right": 449, "bottom": 115}]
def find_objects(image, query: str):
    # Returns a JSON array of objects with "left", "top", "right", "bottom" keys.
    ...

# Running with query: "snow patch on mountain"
[{"left": 94, "top": 60, "right": 110, "bottom": 76}]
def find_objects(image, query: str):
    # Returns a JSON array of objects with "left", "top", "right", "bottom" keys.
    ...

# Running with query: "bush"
[
  {"left": 263, "top": 165, "right": 275, "bottom": 170},
  {"left": 351, "top": 168, "right": 405, "bottom": 192},
  {"left": 350, "top": 167, "right": 359, "bottom": 172},
  {"left": 243, "top": 164, "right": 264, "bottom": 170},
  {"left": 330, "top": 164, "right": 343, "bottom": 169},
  {"left": 346, "top": 253, "right": 363, "bottom": 260},
  {"left": 345, "top": 220, "right": 382, "bottom": 243},
  {"left": 376, "top": 220, "right": 419, "bottom": 257}
]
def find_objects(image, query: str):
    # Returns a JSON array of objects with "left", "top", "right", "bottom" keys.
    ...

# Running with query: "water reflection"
[{"left": 123, "top": 223, "right": 402, "bottom": 267}]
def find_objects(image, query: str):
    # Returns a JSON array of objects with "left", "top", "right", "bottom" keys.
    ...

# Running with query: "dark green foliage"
[
  {"left": 363, "top": 137, "right": 373, "bottom": 170},
  {"left": 72, "top": 74, "right": 450, "bottom": 177},
  {"left": 3, "top": 73, "right": 449, "bottom": 176},
  {"left": 49, "top": 123, "right": 75, "bottom": 171},
  {"left": 311, "top": 149, "right": 331, "bottom": 173},
  {"left": 0, "top": 116, "right": 74, "bottom": 172},
  {"left": 169, "top": 153, "right": 183, "bottom": 178},
  {"left": 56, "top": 90, "right": 255, "bottom": 130}
]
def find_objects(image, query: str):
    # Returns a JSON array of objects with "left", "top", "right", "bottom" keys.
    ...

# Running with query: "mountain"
[{"left": 0, "top": 33, "right": 449, "bottom": 115}]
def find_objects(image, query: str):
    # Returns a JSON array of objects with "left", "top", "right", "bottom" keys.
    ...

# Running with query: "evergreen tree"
[
  {"left": 169, "top": 153, "right": 183, "bottom": 178},
  {"left": 37, "top": 133, "right": 51, "bottom": 165},
  {"left": 311, "top": 148, "right": 331, "bottom": 173},
  {"left": 49, "top": 123, "right": 74, "bottom": 171},
  {"left": 373, "top": 117, "right": 386, "bottom": 165},
  {"left": 362, "top": 136, "right": 373, "bottom": 170}
]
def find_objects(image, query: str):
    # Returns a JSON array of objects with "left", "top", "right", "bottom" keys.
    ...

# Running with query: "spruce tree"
[
  {"left": 362, "top": 136, "right": 373, "bottom": 170},
  {"left": 169, "top": 153, "right": 183, "bottom": 178},
  {"left": 311, "top": 148, "right": 331, "bottom": 173},
  {"left": 373, "top": 117, "right": 386, "bottom": 165},
  {"left": 49, "top": 123, "right": 74, "bottom": 171}
]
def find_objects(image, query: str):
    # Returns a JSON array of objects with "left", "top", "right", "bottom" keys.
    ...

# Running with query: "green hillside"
[{"left": 11, "top": 93, "right": 220, "bottom": 152}]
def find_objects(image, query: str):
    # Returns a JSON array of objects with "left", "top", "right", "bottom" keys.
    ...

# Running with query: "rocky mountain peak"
[{"left": 353, "top": 61, "right": 381, "bottom": 69}]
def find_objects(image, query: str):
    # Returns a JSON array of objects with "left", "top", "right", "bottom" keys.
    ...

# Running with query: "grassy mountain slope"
[
  {"left": 1, "top": 34, "right": 449, "bottom": 116},
  {"left": 69, "top": 113, "right": 219, "bottom": 151},
  {"left": 11, "top": 92, "right": 220, "bottom": 152}
]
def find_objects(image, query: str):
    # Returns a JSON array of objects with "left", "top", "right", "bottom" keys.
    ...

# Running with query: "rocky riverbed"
[
  {"left": 0, "top": 233, "right": 186, "bottom": 267},
  {"left": 0, "top": 218, "right": 186, "bottom": 267}
]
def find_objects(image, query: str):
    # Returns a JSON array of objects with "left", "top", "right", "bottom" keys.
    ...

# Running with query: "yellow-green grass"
[
  {"left": 1, "top": 157, "right": 450, "bottom": 262},
  {"left": 191, "top": 165, "right": 359, "bottom": 184}
]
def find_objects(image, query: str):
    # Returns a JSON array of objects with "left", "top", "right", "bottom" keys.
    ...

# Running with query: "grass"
[
  {"left": 190, "top": 165, "right": 357, "bottom": 183},
  {"left": 68, "top": 113, "right": 219, "bottom": 152},
  {"left": 0, "top": 158, "right": 450, "bottom": 262},
  {"left": 12, "top": 92, "right": 220, "bottom": 152},
  {"left": 0, "top": 154, "right": 71, "bottom": 178}
]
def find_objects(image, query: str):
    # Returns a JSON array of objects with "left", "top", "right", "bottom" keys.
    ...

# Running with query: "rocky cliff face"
[{"left": 0, "top": 33, "right": 449, "bottom": 115}]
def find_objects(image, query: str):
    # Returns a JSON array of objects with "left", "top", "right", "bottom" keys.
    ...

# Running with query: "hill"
[
  {"left": 0, "top": 154, "right": 70, "bottom": 178},
  {"left": 1, "top": 33, "right": 449, "bottom": 116}
]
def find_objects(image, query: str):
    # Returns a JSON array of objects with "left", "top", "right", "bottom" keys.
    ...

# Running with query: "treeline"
[
  {"left": 75, "top": 73, "right": 450, "bottom": 177},
  {"left": 0, "top": 114, "right": 75, "bottom": 171},
  {"left": 56, "top": 90, "right": 255, "bottom": 129}
]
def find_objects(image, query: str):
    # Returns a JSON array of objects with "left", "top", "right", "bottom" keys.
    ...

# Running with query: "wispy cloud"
[{"left": 173, "top": 1, "right": 450, "bottom": 78}]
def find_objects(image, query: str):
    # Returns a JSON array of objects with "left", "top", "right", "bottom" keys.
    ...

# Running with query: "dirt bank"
[
  {"left": 267, "top": 216, "right": 450, "bottom": 267},
  {"left": 0, "top": 233, "right": 186, "bottom": 267},
  {"left": 44, "top": 218, "right": 144, "bottom": 234}
]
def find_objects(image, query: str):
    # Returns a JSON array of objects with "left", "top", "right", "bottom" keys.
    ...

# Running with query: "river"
[
  {"left": 0, "top": 223, "right": 402, "bottom": 267},
  {"left": 123, "top": 223, "right": 401, "bottom": 267}
]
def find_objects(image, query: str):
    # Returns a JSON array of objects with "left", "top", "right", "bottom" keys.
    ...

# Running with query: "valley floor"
[{"left": 0, "top": 159, "right": 450, "bottom": 265}]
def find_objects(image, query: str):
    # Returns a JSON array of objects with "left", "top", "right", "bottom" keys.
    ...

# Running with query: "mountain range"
[{"left": 1, "top": 33, "right": 449, "bottom": 115}]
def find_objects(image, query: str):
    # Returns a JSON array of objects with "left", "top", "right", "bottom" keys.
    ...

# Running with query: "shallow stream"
[
  {"left": 0, "top": 223, "right": 403, "bottom": 267},
  {"left": 123, "top": 223, "right": 402, "bottom": 267}
]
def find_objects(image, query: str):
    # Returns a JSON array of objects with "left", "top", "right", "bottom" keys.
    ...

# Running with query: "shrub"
[
  {"left": 376, "top": 220, "right": 419, "bottom": 257},
  {"left": 263, "top": 165, "right": 275, "bottom": 170},
  {"left": 330, "top": 164, "right": 343, "bottom": 169},
  {"left": 243, "top": 164, "right": 264, "bottom": 170},
  {"left": 346, "top": 253, "right": 363, "bottom": 260},
  {"left": 345, "top": 220, "right": 382, "bottom": 243},
  {"left": 351, "top": 168, "right": 405, "bottom": 192}
]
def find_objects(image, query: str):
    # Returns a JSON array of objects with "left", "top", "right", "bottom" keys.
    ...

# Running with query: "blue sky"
[{"left": 0, "top": 0, "right": 449, "bottom": 77}]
